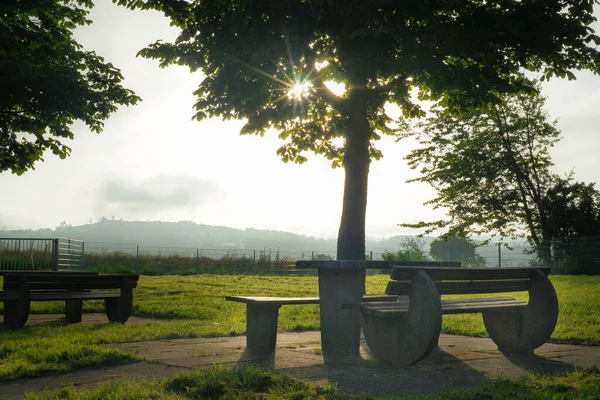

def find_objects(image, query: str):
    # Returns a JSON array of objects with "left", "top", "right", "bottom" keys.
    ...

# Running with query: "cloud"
[{"left": 100, "top": 175, "right": 222, "bottom": 215}]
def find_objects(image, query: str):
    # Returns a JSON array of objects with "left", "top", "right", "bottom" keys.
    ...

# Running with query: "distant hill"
[
  {"left": 0, "top": 220, "right": 531, "bottom": 265},
  {"left": 0, "top": 219, "right": 428, "bottom": 254},
  {"left": 0, "top": 220, "right": 337, "bottom": 251}
]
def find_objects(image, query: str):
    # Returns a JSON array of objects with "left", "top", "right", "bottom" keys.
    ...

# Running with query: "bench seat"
[
  {"left": 226, "top": 294, "right": 397, "bottom": 352},
  {"left": 226, "top": 294, "right": 396, "bottom": 305},
  {"left": 357, "top": 296, "right": 527, "bottom": 318}
]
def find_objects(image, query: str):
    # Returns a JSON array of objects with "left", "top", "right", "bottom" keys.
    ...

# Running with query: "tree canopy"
[
  {"left": 117, "top": 0, "right": 600, "bottom": 259},
  {"left": 403, "top": 87, "right": 600, "bottom": 246},
  {"left": 0, "top": 0, "right": 140, "bottom": 175}
]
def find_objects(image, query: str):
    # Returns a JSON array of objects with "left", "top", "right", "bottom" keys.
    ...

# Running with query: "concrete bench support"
[
  {"left": 318, "top": 268, "right": 365, "bottom": 360},
  {"left": 362, "top": 270, "right": 442, "bottom": 365},
  {"left": 246, "top": 303, "right": 281, "bottom": 352},
  {"left": 483, "top": 269, "right": 559, "bottom": 353}
]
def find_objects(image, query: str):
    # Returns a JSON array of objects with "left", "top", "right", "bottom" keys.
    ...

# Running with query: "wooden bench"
[
  {"left": 354, "top": 266, "right": 558, "bottom": 366},
  {"left": 226, "top": 294, "right": 397, "bottom": 352},
  {"left": 0, "top": 272, "right": 139, "bottom": 329}
]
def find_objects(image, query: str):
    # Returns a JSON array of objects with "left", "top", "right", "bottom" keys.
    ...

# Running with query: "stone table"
[
  {"left": 295, "top": 260, "right": 461, "bottom": 361},
  {"left": 296, "top": 260, "right": 385, "bottom": 361}
]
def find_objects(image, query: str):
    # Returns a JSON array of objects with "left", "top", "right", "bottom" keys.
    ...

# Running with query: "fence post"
[
  {"left": 52, "top": 239, "right": 59, "bottom": 271},
  {"left": 136, "top": 244, "right": 139, "bottom": 273},
  {"left": 18, "top": 239, "right": 21, "bottom": 269},
  {"left": 370, "top": 251, "right": 373, "bottom": 261},
  {"left": 253, "top": 249, "right": 256, "bottom": 263},
  {"left": 498, "top": 243, "right": 502, "bottom": 268},
  {"left": 81, "top": 242, "right": 85, "bottom": 271},
  {"left": 551, "top": 237, "right": 557, "bottom": 274},
  {"left": 311, "top": 251, "right": 314, "bottom": 260},
  {"left": 196, "top": 248, "right": 200, "bottom": 274}
]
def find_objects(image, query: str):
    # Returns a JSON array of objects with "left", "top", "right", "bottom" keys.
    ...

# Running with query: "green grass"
[
  {"left": 0, "top": 274, "right": 599, "bottom": 382},
  {"left": 24, "top": 365, "right": 600, "bottom": 399}
]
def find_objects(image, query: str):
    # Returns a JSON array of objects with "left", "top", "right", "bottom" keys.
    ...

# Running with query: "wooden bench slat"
[
  {"left": 0, "top": 290, "right": 18, "bottom": 300},
  {"left": 386, "top": 279, "right": 531, "bottom": 295},
  {"left": 295, "top": 260, "right": 461, "bottom": 269},
  {"left": 4, "top": 282, "right": 138, "bottom": 291},
  {"left": 2, "top": 274, "right": 139, "bottom": 284},
  {"left": 0, "top": 271, "right": 97, "bottom": 276},
  {"left": 30, "top": 291, "right": 122, "bottom": 301},
  {"left": 360, "top": 297, "right": 527, "bottom": 318},
  {"left": 390, "top": 266, "right": 549, "bottom": 281}
]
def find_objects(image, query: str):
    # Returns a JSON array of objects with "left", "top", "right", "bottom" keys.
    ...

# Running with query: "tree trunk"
[{"left": 337, "top": 105, "right": 371, "bottom": 260}]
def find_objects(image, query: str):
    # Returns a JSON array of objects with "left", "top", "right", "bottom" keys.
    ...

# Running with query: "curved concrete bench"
[{"left": 356, "top": 266, "right": 558, "bottom": 366}]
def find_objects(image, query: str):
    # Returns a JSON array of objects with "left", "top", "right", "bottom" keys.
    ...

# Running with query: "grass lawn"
[
  {"left": 0, "top": 273, "right": 599, "bottom": 382},
  {"left": 24, "top": 365, "right": 600, "bottom": 399}
]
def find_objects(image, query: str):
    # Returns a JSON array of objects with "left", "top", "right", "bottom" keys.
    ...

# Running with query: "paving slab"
[{"left": 0, "top": 314, "right": 599, "bottom": 399}]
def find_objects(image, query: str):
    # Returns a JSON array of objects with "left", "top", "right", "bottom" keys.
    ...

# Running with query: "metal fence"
[
  {"left": 0, "top": 237, "right": 85, "bottom": 272},
  {"left": 81, "top": 237, "right": 600, "bottom": 274},
  {"left": 2, "top": 236, "right": 598, "bottom": 274},
  {"left": 0, "top": 238, "right": 55, "bottom": 271},
  {"left": 55, "top": 237, "right": 85, "bottom": 271}
]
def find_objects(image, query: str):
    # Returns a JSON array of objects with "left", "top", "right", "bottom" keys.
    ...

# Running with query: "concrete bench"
[
  {"left": 355, "top": 266, "right": 558, "bottom": 366},
  {"left": 226, "top": 294, "right": 397, "bottom": 352},
  {"left": 0, "top": 272, "right": 139, "bottom": 328}
]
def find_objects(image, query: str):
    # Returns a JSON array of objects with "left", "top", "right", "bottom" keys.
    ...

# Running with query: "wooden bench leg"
[
  {"left": 362, "top": 270, "right": 442, "bottom": 366},
  {"left": 483, "top": 269, "right": 559, "bottom": 354},
  {"left": 246, "top": 303, "right": 281, "bottom": 352},
  {"left": 3, "top": 278, "right": 31, "bottom": 329},
  {"left": 65, "top": 299, "right": 83, "bottom": 323},
  {"left": 104, "top": 281, "right": 134, "bottom": 323}
]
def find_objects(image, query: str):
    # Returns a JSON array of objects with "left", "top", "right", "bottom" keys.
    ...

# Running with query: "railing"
[
  {"left": 55, "top": 237, "right": 84, "bottom": 271},
  {"left": 0, "top": 238, "right": 55, "bottom": 271}
]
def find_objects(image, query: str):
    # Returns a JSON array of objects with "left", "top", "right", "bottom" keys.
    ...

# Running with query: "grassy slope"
[{"left": 0, "top": 274, "right": 598, "bottom": 381}]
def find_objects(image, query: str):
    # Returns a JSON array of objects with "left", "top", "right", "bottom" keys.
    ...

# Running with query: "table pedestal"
[{"left": 317, "top": 268, "right": 365, "bottom": 360}]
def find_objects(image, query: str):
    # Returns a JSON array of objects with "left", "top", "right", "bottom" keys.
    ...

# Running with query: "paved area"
[{"left": 1, "top": 314, "right": 599, "bottom": 399}]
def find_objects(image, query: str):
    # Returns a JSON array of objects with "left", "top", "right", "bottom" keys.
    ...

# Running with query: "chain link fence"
[{"left": 3, "top": 237, "right": 598, "bottom": 275}]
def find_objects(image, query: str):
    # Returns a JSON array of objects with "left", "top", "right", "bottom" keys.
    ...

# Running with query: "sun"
[{"left": 288, "top": 81, "right": 312, "bottom": 100}]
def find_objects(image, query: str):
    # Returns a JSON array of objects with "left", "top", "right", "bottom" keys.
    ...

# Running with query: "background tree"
[
  {"left": 543, "top": 176, "right": 600, "bottom": 239},
  {"left": 403, "top": 89, "right": 560, "bottom": 245},
  {"left": 429, "top": 237, "right": 487, "bottom": 267},
  {"left": 540, "top": 176, "right": 600, "bottom": 273},
  {"left": 381, "top": 237, "right": 429, "bottom": 262},
  {"left": 1, "top": 0, "right": 140, "bottom": 175},
  {"left": 118, "top": 0, "right": 600, "bottom": 260},
  {"left": 403, "top": 87, "right": 600, "bottom": 269},
  {"left": 430, "top": 237, "right": 476, "bottom": 262}
]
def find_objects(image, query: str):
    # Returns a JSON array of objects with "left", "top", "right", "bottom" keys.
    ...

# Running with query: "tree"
[
  {"left": 540, "top": 176, "right": 600, "bottom": 274},
  {"left": 118, "top": 0, "right": 600, "bottom": 260},
  {"left": 403, "top": 86, "right": 600, "bottom": 266},
  {"left": 429, "top": 237, "right": 485, "bottom": 266},
  {"left": 1, "top": 0, "right": 140, "bottom": 175},
  {"left": 381, "top": 237, "right": 429, "bottom": 261},
  {"left": 403, "top": 88, "right": 561, "bottom": 246},
  {"left": 543, "top": 176, "right": 600, "bottom": 239}
]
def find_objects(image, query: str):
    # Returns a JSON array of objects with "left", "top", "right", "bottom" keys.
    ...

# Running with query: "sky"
[{"left": 1, "top": 2, "right": 599, "bottom": 239}]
